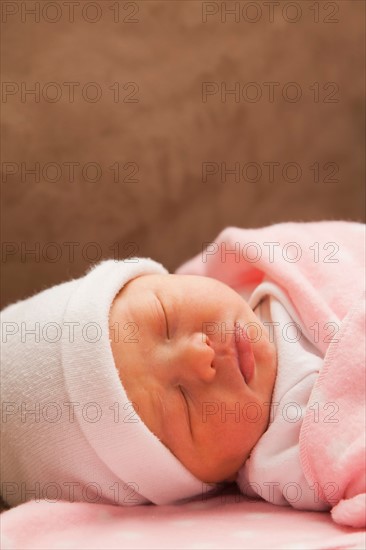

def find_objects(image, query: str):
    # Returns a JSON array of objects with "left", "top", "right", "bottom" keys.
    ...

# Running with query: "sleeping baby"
[{"left": 1, "top": 221, "right": 365, "bottom": 528}]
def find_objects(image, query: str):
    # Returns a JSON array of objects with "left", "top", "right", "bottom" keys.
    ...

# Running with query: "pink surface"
[{"left": 1, "top": 487, "right": 365, "bottom": 550}]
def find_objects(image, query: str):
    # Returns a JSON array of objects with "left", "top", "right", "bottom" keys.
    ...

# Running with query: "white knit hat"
[{"left": 0, "top": 258, "right": 218, "bottom": 508}]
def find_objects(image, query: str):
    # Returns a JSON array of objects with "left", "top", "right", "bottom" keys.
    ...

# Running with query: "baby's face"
[{"left": 109, "top": 274, "right": 277, "bottom": 484}]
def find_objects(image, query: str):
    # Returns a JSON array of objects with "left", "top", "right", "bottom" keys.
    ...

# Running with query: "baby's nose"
[{"left": 178, "top": 332, "right": 216, "bottom": 383}]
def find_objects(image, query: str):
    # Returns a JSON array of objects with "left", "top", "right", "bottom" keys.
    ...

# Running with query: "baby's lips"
[{"left": 236, "top": 332, "right": 255, "bottom": 384}]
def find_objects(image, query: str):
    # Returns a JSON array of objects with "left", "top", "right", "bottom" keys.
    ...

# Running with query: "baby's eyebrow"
[
  {"left": 152, "top": 398, "right": 181, "bottom": 462},
  {"left": 150, "top": 388, "right": 166, "bottom": 441},
  {"left": 157, "top": 296, "right": 170, "bottom": 339},
  {"left": 155, "top": 389, "right": 166, "bottom": 417}
]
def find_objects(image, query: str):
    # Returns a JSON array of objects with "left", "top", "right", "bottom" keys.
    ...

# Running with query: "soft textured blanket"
[
  {"left": 1, "top": 485, "right": 365, "bottom": 550},
  {"left": 176, "top": 221, "right": 366, "bottom": 528}
]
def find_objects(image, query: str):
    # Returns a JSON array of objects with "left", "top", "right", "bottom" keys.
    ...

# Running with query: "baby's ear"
[
  {"left": 331, "top": 493, "right": 366, "bottom": 528},
  {"left": 331, "top": 469, "right": 366, "bottom": 528}
]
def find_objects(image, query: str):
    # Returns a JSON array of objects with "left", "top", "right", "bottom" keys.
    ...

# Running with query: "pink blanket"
[
  {"left": 175, "top": 221, "right": 366, "bottom": 528},
  {"left": 1, "top": 486, "right": 365, "bottom": 549}
]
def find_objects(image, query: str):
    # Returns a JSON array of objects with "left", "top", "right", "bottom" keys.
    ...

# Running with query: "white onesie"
[{"left": 236, "top": 279, "right": 330, "bottom": 511}]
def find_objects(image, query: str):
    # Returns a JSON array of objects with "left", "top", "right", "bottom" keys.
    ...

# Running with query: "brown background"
[{"left": 1, "top": 0, "right": 365, "bottom": 309}]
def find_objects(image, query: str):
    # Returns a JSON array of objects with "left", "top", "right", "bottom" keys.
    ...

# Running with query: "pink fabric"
[
  {"left": 175, "top": 221, "right": 366, "bottom": 528},
  {"left": 1, "top": 487, "right": 365, "bottom": 550}
]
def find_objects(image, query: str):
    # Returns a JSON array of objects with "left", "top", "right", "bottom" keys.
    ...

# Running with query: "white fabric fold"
[{"left": 237, "top": 280, "right": 330, "bottom": 511}]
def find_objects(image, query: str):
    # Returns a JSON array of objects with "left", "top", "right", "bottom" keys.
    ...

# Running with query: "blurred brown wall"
[{"left": 1, "top": 0, "right": 365, "bottom": 308}]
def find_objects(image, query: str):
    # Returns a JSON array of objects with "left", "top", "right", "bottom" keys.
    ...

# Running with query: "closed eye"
[
  {"left": 158, "top": 297, "right": 170, "bottom": 340},
  {"left": 179, "top": 386, "right": 192, "bottom": 437}
]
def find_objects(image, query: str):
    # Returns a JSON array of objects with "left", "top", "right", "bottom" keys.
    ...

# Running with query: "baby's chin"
[{"left": 224, "top": 472, "right": 239, "bottom": 483}]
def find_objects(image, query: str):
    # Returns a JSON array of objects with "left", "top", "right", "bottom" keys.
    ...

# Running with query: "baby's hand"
[{"left": 331, "top": 460, "right": 366, "bottom": 528}]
